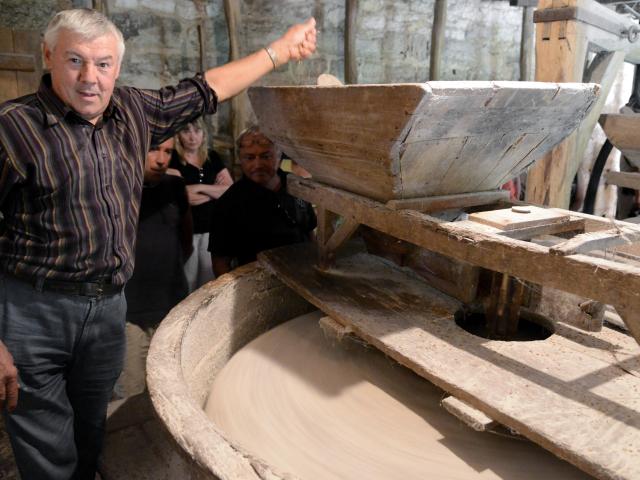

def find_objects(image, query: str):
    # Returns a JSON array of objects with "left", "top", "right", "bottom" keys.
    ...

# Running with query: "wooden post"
[
  {"left": 526, "top": 0, "right": 639, "bottom": 207},
  {"left": 520, "top": 6, "right": 535, "bottom": 81},
  {"left": 344, "top": 0, "right": 358, "bottom": 84},
  {"left": 525, "top": 1, "right": 589, "bottom": 207},
  {"left": 223, "top": 0, "right": 253, "bottom": 164},
  {"left": 429, "top": 0, "right": 447, "bottom": 81}
]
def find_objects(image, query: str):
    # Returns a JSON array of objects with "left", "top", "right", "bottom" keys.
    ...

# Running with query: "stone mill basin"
[
  {"left": 147, "top": 264, "right": 315, "bottom": 479},
  {"left": 249, "top": 81, "right": 599, "bottom": 202},
  {"left": 146, "top": 259, "right": 599, "bottom": 480}
]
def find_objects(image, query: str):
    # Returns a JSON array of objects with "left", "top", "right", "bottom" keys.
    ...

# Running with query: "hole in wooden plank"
[{"left": 454, "top": 307, "right": 554, "bottom": 342}]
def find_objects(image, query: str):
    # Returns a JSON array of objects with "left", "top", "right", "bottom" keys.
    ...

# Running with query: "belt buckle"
[{"left": 82, "top": 282, "right": 105, "bottom": 297}]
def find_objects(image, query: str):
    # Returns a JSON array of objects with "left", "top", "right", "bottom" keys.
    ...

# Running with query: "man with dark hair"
[
  {"left": 210, "top": 126, "right": 317, "bottom": 276},
  {"left": 116, "top": 138, "right": 191, "bottom": 398},
  {"left": 0, "top": 8, "right": 316, "bottom": 479}
]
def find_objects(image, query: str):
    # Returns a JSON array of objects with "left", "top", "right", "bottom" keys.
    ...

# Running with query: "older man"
[
  {"left": 209, "top": 126, "right": 317, "bottom": 276},
  {"left": 0, "top": 8, "right": 315, "bottom": 479}
]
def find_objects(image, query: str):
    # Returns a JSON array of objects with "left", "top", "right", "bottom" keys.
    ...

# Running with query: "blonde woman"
[{"left": 171, "top": 119, "right": 233, "bottom": 291}]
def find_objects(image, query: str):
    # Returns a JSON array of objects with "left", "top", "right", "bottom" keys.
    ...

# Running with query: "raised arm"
[{"left": 205, "top": 18, "right": 317, "bottom": 102}]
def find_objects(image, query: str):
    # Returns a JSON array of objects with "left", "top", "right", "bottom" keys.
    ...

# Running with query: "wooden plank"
[
  {"left": 318, "top": 315, "right": 354, "bottom": 340},
  {"left": 499, "top": 218, "right": 585, "bottom": 240},
  {"left": 441, "top": 396, "right": 497, "bottom": 432},
  {"left": 469, "top": 205, "right": 570, "bottom": 231},
  {"left": 386, "top": 190, "right": 509, "bottom": 212},
  {"left": 606, "top": 171, "right": 640, "bottom": 190},
  {"left": 550, "top": 227, "right": 640, "bottom": 256},
  {"left": 260, "top": 243, "right": 640, "bottom": 480},
  {"left": 0, "top": 53, "right": 34, "bottom": 72},
  {"left": 287, "top": 177, "right": 640, "bottom": 342},
  {"left": 0, "top": 27, "right": 18, "bottom": 104}
]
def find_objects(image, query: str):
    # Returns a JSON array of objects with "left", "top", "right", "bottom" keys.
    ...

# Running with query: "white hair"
[{"left": 44, "top": 9, "right": 125, "bottom": 64}]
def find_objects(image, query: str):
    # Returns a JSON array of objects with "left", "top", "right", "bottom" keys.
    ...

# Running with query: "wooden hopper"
[
  {"left": 600, "top": 113, "right": 640, "bottom": 168},
  {"left": 249, "top": 82, "right": 599, "bottom": 202}
]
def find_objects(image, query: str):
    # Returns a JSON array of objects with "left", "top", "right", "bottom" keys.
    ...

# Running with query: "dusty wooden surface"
[
  {"left": 260, "top": 243, "right": 640, "bottom": 480},
  {"left": 600, "top": 114, "right": 640, "bottom": 169},
  {"left": 469, "top": 205, "right": 570, "bottom": 231},
  {"left": 249, "top": 82, "right": 598, "bottom": 202},
  {"left": 288, "top": 177, "right": 640, "bottom": 343}
]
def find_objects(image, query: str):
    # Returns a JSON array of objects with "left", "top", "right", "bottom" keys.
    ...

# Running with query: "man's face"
[
  {"left": 44, "top": 29, "right": 121, "bottom": 124},
  {"left": 239, "top": 134, "right": 280, "bottom": 189},
  {"left": 144, "top": 138, "right": 174, "bottom": 183}
]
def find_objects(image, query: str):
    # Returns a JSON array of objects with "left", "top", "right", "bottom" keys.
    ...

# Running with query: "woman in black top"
[{"left": 170, "top": 118, "right": 233, "bottom": 291}]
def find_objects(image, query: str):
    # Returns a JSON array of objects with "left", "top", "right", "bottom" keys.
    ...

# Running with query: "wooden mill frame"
[{"left": 526, "top": 0, "right": 640, "bottom": 208}]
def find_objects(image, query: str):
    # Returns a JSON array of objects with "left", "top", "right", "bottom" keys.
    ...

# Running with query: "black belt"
[{"left": 11, "top": 272, "right": 123, "bottom": 297}]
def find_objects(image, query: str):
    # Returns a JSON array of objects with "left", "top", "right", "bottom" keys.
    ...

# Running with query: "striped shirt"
[{"left": 0, "top": 73, "right": 217, "bottom": 285}]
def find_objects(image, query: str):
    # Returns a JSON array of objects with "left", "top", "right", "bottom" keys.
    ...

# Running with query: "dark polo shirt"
[{"left": 209, "top": 170, "right": 316, "bottom": 266}]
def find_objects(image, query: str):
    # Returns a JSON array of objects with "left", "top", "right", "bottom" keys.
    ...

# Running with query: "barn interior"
[{"left": 2, "top": 1, "right": 640, "bottom": 479}]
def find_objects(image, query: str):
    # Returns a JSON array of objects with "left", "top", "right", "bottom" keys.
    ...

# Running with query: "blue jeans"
[{"left": 0, "top": 272, "right": 126, "bottom": 480}]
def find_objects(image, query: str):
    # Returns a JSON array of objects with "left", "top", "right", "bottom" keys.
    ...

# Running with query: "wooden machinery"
[{"left": 246, "top": 81, "right": 640, "bottom": 480}]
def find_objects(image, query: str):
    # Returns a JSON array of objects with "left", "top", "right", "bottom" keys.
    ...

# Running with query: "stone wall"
[{"left": 0, "top": 0, "right": 526, "bottom": 141}]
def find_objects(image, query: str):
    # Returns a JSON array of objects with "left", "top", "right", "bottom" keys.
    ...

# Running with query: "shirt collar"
[{"left": 36, "top": 73, "right": 123, "bottom": 127}]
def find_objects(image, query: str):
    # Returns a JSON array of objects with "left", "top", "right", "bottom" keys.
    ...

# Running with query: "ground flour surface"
[{"left": 205, "top": 311, "right": 590, "bottom": 479}]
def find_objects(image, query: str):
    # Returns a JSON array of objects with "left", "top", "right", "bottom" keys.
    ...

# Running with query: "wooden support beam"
[
  {"left": 533, "top": 1, "right": 640, "bottom": 63},
  {"left": 606, "top": 171, "right": 640, "bottom": 190},
  {"left": 193, "top": 0, "right": 208, "bottom": 71},
  {"left": 550, "top": 226, "right": 640, "bottom": 256},
  {"left": 316, "top": 206, "right": 337, "bottom": 269},
  {"left": 386, "top": 190, "right": 509, "bottom": 212},
  {"left": 429, "top": 0, "right": 447, "bottom": 81},
  {"left": 324, "top": 218, "right": 360, "bottom": 254},
  {"left": 223, "top": 0, "right": 253, "bottom": 158},
  {"left": 575, "top": 50, "right": 626, "bottom": 173},
  {"left": 520, "top": 6, "right": 535, "bottom": 81},
  {"left": 344, "top": 0, "right": 358, "bottom": 84},
  {"left": 288, "top": 176, "right": 640, "bottom": 343}
]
